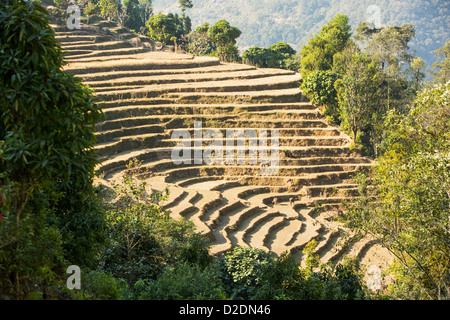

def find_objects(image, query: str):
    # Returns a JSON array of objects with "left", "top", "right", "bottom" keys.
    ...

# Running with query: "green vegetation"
[
  {"left": 98, "top": 0, "right": 119, "bottom": 22},
  {"left": 183, "top": 19, "right": 242, "bottom": 62},
  {"left": 299, "top": 14, "right": 352, "bottom": 79},
  {"left": 146, "top": 13, "right": 177, "bottom": 44},
  {"left": 0, "top": 4, "right": 368, "bottom": 300},
  {"left": 206, "top": 19, "right": 242, "bottom": 62},
  {"left": 297, "top": 13, "right": 446, "bottom": 158},
  {"left": 152, "top": 0, "right": 448, "bottom": 68},
  {"left": 343, "top": 82, "right": 450, "bottom": 299},
  {"left": 122, "top": 0, "right": 152, "bottom": 33},
  {"left": 431, "top": 40, "right": 450, "bottom": 84},
  {"left": 242, "top": 42, "right": 296, "bottom": 70},
  {"left": 295, "top": 14, "right": 449, "bottom": 301}
]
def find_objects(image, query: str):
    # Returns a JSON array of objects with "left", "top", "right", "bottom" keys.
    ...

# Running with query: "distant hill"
[{"left": 152, "top": 0, "right": 449, "bottom": 68}]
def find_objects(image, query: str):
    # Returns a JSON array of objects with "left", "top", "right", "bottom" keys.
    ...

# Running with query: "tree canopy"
[
  {"left": 147, "top": 13, "right": 177, "bottom": 44},
  {"left": 206, "top": 19, "right": 242, "bottom": 62},
  {"left": 299, "top": 14, "right": 352, "bottom": 79},
  {"left": 344, "top": 82, "right": 450, "bottom": 300},
  {"left": 0, "top": 0, "right": 103, "bottom": 298}
]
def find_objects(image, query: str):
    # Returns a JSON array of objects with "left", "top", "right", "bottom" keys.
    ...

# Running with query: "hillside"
[
  {"left": 50, "top": 16, "right": 393, "bottom": 272},
  {"left": 153, "top": 0, "right": 449, "bottom": 68}
]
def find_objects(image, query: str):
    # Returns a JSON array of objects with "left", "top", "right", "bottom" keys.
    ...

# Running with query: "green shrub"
[
  {"left": 98, "top": 172, "right": 213, "bottom": 288},
  {"left": 300, "top": 70, "right": 341, "bottom": 122},
  {"left": 81, "top": 270, "right": 129, "bottom": 300},
  {"left": 138, "top": 263, "right": 224, "bottom": 300}
]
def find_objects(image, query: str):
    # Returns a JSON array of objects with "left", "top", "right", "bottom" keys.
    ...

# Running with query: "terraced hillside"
[{"left": 54, "top": 20, "right": 392, "bottom": 270}]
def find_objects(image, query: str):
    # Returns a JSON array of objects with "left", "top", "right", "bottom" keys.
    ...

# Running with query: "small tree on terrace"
[
  {"left": 138, "top": 0, "right": 153, "bottom": 34},
  {"left": 301, "top": 70, "right": 340, "bottom": 121},
  {"left": 431, "top": 40, "right": 450, "bottom": 84},
  {"left": 207, "top": 19, "right": 241, "bottom": 62},
  {"left": 84, "top": 0, "right": 100, "bottom": 24},
  {"left": 335, "top": 54, "right": 382, "bottom": 143},
  {"left": 147, "top": 13, "right": 176, "bottom": 44},
  {"left": 187, "top": 23, "right": 214, "bottom": 56}
]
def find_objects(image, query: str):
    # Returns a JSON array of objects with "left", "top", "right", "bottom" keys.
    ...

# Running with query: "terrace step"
[
  {"left": 83, "top": 69, "right": 296, "bottom": 88},
  {"left": 64, "top": 55, "right": 221, "bottom": 75},
  {"left": 65, "top": 47, "right": 148, "bottom": 61},
  {"left": 63, "top": 40, "right": 134, "bottom": 51}
]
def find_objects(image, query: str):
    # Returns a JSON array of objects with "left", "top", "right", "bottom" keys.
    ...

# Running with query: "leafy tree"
[
  {"left": 366, "top": 24, "right": 415, "bottom": 72},
  {"left": 54, "top": 0, "right": 72, "bottom": 10},
  {"left": 242, "top": 46, "right": 275, "bottom": 67},
  {"left": 84, "top": 0, "right": 100, "bottom": 24},
  {"left": 99, "top": 170, "right": 211, "bottom": 287},
  {"left": 195, "top": 22, "right": 210, "bottom": 34},
  {"left": 218, "top": 246, "right": 366, "bottom": 300},
  {"left": 187, "top": 23, "right": 214, "bottom": 56},
  {"left": 207, "top": 19, "right": 241, "bottom": 47},
  {"left": 315, "top": 258, "right": 366, "bottom": 300},
  {"left": 407, "top": 57, "right": 426, "bottom": 94},
  {"left": 300, "top": 14, "right": 352, "bottom": 79},
  {"left": 98, "top": 0, "right": 120, "bottom": 21},
  {"left": 207, "top": 19, "right": 242, "bottom": 62},
  {"left": 147, "top": 12, "right": 191, "bottom": 46},
  {"left": 431, "top": 40, "right": 450, "bottom": 84},
  {"left": 300, "top": 70, "right": 340, "bottom": 121},
  {"left": 80, "top": 270, "right": 129, "bottom": 300},
  {"left": 215, "top": 44, "right": 240, "bottom": 63},
  {"left": 243, "top": 42, "right": 296, "bottom": 69},
  {"left": 332, "top": 41, "right": 361, "bottom": 75},
  {"left": 137, "top": 263, "right": 224, "bottom": 300},
  {"left": 365, "top": 24, "right": 416, "bottom": 112},
  {"left": 178, "top": 0, "right": 193, "bottom": 13},
  {"left": 147, "top": 13, "right": 177, "bottom": 44},
  {"left": 167, "top": 12, "right": 191, "bottom": 40},
  {"left": 335, "top": 54, "right": 383, "bottom": 143},
  {"left": 218, "top": 246, "right": 274, "bottom": 299},
  {"left": 138, "top": 0, "right": 153, "bottom": 34},
  {"left": 123, "top": 0, "right": 141, "bottom": 32},
  {"left": 354, "top": 21, "right": 381, "bottom": 49},
  {"left": 0, "top": 0, "right": 102, "bottom": 299},
  {"left": 303, "top": 240, "right": 321, "bottom": 273},
  {"left": 344, "top": 82, "right": 450, "bottom": 299},
  {"left": 270, "top": 41, "right": 296, "bottom": 58},
  {"left": 284, "top": 52, "right": 302, "bottom": 72}
]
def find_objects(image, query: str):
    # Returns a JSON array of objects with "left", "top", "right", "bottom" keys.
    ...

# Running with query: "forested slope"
[{"left": 153, "top": 0, "right": 449, "bottom": 67}]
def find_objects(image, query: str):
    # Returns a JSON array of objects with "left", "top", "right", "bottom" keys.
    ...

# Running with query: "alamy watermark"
[
  {"left": 66, "top": 265, "right": 81, "bottom": 290},
  {"left": 366, "top": 265, "right": 382, "bottom": 291},
  {"left": 366, "top": 5, "right": 382, "bottom": 29},
  {"left": 67, "top": 0, "right": 81, "bottom": 30},
  {"left": 171, "top": 120, "right": 280, "bottom": 175}
]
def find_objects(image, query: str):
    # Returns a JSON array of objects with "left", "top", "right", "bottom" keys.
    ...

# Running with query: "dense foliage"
[
  {"left": 343, "top": 82, "right": 449, "bottom": 299},
  {"left": 2, "top": 0, "right": 448, "bottom": 301},
  {"left": 0, "top": 0, "right": 104, "bottom": 299},
  {"left": 242, "top": 42, "right": 296, "bottom": 70},
  {"left": 300, "top": 70, "right": 340, "bottom": 121},
  {"left": 299, "top": 14, "right": 352, "bottom": 80}
]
